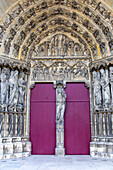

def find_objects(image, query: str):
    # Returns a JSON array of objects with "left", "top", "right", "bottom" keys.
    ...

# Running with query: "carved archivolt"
[{"left": 0, "top": 0, "right": 113, "bottom": 61}]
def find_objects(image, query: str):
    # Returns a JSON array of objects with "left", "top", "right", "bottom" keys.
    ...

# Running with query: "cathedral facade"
[{"left": 0, "top": 0, "right": 113, "bottom": 159}]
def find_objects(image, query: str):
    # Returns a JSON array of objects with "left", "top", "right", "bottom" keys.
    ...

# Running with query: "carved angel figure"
[
  {"left": 92, "top": 71, "right": 102, "bottom": 107},
  {"left": 56, "top": 87, "right": 66, "bottom": 123}
]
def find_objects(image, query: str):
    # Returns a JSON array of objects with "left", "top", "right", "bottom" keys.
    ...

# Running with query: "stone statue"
[
  {"left": 9, "top": 70, "right": 18, "bottom": 111},
  {"left": 55, "top": 81, "right": 66, "bottom": 156},
  {"left": 74, "top": 43, "right": 83, "bottom": 56},
  {"left": 1, "top": 68, "right": 10, "bottom": 110},
  {"left": 109, "top": 67, "right": 113, "bottom": 105},
  {"left": 56, "top": 86, "right": 66, "bottom": 123},
  {"left": 92, "top": 71, "right": 102, "bottom": 109},
  {"left": 0, "top": 68, "right": 1, "bottom": 104},
  {"left": 17, "top": 72, "right": 27, "bottom": 112},
  {"left": 100, "top": 69, "right": 110, "bottom": 107}
]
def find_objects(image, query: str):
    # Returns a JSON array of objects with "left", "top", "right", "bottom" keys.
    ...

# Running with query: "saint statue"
[
  {"left": 100, "top": 69, "right": 110, "bottom": 107},
  {"left": 56, "top": 86, "right": 66, "bottom": 123},
  {"left": 109, "top": 67, "right": 113, "bottom": 105},
  {"left": 0, "top": 68, "right": 1, "bottom": 104},
  {"left": 1, "top": 68, "right": 10, "bottom": 110},
  {"left": 9, "top": 70, "right": 18, "bottom": 111},
  {"left": 92, "top": 71, "right": 102, "bottom": 108},
  {"left": 17, "top": 72, "right": 27, "bottom": 111}
]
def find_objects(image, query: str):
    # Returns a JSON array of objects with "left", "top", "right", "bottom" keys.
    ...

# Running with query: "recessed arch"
[{"left": 0, "top": 0, "right": 113, "bottom": 60}]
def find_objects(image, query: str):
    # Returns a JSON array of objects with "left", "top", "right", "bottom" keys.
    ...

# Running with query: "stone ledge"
[{"left": 90, "top": 141, "right": 113, "bottom": 159}]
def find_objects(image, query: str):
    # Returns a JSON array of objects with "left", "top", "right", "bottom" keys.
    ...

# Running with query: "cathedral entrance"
[
  {"left": 64, "top": 83, "right": 91, "bottom": 155},
  {"left": 30, "top": 83, "right": 56, "bottom": 155},
  {"left": 30, "top": 82, "right": 91, "bottom": 155}
]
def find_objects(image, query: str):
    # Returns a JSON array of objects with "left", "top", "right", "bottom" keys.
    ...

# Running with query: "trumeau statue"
[
  {"left": 100, "top": 69, "right": 110, "bottom": 107},
  {"left": 17, "top": 72, "right": 27, "bottom": 112},
  {"left": 92, "top": 71, "right": 102, "bottom": 109},
  {"left": 56, "top": 86, "right": 66, "bottom": 124},
  {"left": 1, "top": 68, "right": 10, "bottom": 110},
  {"left": 55, "top": 83, "right": 66, "bottom": 153},
  {"left": 9, "top": 70, "right": 18, "bottom": 111}
]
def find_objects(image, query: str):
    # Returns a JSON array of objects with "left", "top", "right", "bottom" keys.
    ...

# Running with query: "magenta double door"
[{"left": 30, "top": 83, "right": 91, "bottom": 155}]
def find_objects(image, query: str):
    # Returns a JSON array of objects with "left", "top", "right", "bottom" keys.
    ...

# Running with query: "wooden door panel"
[
  {"left": 64, "top": 83, "right": 91, "bottom": 155},
  {"left": 30, "top": 84, "right": 56, "bottom": 155}
]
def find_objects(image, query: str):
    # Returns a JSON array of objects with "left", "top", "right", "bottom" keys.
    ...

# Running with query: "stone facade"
[{"left": 0, "top": 0, "right": 113, "bottom": 160}]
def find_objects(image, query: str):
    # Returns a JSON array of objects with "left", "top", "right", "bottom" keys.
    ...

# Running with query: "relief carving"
[
  {"left": 31, "top": 60, "right": 89, "bottom": 82},
  {"left": 32, "top": 34, "right": 89, "bottom": 58}
]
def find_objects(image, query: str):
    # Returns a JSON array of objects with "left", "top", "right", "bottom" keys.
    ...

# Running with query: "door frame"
[{"left": 26, "top": 78, "right": 92, "bottom": 155}]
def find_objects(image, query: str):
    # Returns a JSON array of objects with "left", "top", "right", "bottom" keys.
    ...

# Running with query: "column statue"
[
  {"left": 100, "top": 69, "right": 110, "bottom": 107},
  {"left": 9, "top": 70, "right": 18, "bottom": 111},
  {"left": 92, "top": 71, "right": 102, "bottom": 109},
  {"left": 1, "top": 68, "right": 10, "bottom": 111},
  {"left": 17, "top": 72, "right": 27, "bottom": 112},
  {"left": 0, "top": 68, "right": 1, "bottom": 104},
  {"left": 109, "top": 67, "right": 113, "bottom": 106}
]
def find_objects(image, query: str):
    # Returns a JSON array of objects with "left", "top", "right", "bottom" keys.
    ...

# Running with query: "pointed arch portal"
[
  {"left": 0, "top": 0, "right": 113, "bottom": 159},
  {"left": 30, "top": 83, "right": 91, "bottom": 155}
]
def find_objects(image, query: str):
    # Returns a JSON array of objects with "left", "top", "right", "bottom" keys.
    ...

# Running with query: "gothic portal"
[{"left": 0, "top": 0, "right": 113, "bottom": 159}]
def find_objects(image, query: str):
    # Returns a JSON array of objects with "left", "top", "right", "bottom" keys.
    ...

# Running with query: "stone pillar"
[{"left": 54, "top": 80, "right": 66, "bottom": 156}]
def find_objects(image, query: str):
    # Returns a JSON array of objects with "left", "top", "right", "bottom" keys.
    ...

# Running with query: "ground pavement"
[{"left": 0, "top": 155, "right": 113, "bottom": 170}]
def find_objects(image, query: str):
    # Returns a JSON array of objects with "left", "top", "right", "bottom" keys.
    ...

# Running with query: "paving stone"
[{"left": 0, "top": 155, "right": 113, "bottom": 170}]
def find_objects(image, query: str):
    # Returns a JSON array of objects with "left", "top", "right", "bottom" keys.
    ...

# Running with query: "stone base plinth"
[
  {"left": 55, "top": 147, "right": 65, "bottom": 156},
  {"left": 90, "top": 141, "right": 113, "bottom": 159},
  {"left": 0, "top": 137, "right": 31, "bottom": 160}
]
